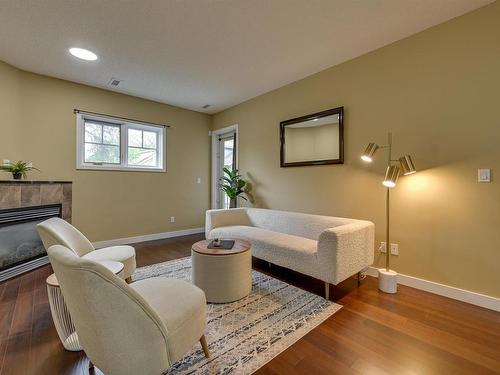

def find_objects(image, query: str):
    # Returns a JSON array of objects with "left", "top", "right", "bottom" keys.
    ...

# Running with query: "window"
[{"left": 77, "top": 113, "right": 166, "bottom": 172}]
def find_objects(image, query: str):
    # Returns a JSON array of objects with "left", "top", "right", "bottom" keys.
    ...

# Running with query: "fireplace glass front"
[{"left": 0, "top": 204, "right": 61, "bottom": 281}]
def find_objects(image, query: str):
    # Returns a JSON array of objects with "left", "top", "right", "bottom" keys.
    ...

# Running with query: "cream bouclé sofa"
[{"left": 206, "top": 208, "right": 375, "bottom": 298}]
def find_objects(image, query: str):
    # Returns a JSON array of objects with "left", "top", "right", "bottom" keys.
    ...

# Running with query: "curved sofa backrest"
[
  {"left": 205, "top": 208, "right": 252, "bottom": 237},
  {"left": 246, "top": 208, "right": 357, "bottom": 240}
]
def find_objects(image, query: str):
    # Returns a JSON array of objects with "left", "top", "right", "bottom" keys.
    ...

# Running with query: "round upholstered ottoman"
[{"left": 191, "top": 239, "right": 252, "bottom": 303}]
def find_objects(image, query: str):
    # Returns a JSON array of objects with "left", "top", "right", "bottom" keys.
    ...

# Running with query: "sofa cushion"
[{"left": 209, "top": 225, "right": 318, "bottom": 274}]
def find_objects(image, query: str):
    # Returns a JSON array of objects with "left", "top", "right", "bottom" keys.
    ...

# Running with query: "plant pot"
[
  {"left": 12, "top": 172, "right": 22, "bottom": 180},
  {"left": 229, "top": 198, "right": 237, "bottom": 208}
]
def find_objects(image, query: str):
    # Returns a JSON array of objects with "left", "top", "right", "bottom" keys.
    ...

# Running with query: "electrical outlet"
[
  {"left": 379, "top": 242, "right": 387, "bottom": 253},
  {"left": 196, "top": 177, "right": 201, "bottom": 184},
  {"left": 380, "top": 242, "right": 399, "bottom": 255},
  {"left": 391, "top": 243, "right": 399, "bottom": 255},
  {"left": 170, "top": 216, "right": 175, "bottom": 223}
]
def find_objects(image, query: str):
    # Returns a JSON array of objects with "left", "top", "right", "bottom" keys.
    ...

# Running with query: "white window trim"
[{"left": 76, "top": 113, "right": 166, "bottom": 172}]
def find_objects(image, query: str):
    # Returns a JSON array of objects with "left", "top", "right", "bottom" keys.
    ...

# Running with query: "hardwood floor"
[{"left": 1, "top": 233, "right": 499, "bottom": 374}]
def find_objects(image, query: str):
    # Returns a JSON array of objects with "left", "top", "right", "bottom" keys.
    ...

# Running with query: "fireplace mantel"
[
  {"left": 0, "top": 180, "right": 72, "bottom": 221},
  {"left": 0, "top": 180, "right": 72, "bottom": 184}
]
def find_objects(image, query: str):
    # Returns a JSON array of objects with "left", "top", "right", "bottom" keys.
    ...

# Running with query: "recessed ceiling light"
[{"left": 69, "top": 47, "right": 98, "bottom": 61}]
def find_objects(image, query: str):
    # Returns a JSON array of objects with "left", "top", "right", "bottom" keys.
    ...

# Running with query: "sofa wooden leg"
[
  {"left": 325, "top": 282, "right": 330, "bottom": 300},
  {"left": 357, "top": 272, "right": 361, "bottom": 287},
  {"left": 200, "top": 335, "right": 210, "bottom": 358},
  {"left": 125, "top": 277, "right": 132, "bottom": 284}
]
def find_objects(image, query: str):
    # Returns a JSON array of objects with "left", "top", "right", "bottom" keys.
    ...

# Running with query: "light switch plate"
[{"left": 478, "top": 169, "right": 491, "bottom": 183}]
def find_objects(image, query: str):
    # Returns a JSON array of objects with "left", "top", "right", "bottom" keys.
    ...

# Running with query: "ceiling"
[{"left": 0, "top": 0, "right": 492, "bottom": 114}]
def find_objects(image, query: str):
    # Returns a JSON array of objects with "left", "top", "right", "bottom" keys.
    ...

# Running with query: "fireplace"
[
  {"left": 0, "top": 180, "right": 72, "bottom": 282},
  {"left": 0, "top": 204, "right": 62, "bottom": 281}
]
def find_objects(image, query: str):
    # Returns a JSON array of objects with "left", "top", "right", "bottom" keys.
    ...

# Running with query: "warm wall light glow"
[
  {"left": 69, "top": 47, "right": 98, "bottom": 61},
  {"left": 361, "top": 155, "right": 373, "bottom": 162}
]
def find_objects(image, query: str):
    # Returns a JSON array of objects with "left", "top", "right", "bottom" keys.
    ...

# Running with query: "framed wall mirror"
[{"left": 280, "top": 106, "right": 344, "bottom": 167}]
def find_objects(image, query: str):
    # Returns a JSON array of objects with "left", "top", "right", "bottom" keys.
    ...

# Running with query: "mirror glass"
[{"left": 280, "top": 107, "right": 343, "bottom": 167}]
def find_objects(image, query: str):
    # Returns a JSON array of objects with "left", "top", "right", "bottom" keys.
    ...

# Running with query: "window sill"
[{"left": 76, "top": 165, "right": 166, "bottom": 173}]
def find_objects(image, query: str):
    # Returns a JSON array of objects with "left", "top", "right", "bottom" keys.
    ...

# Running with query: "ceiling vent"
[
  {"left": 202, "top": 104, "right": 211, "bottom": 109},
  {"left": 108, "top": 78, "right": 122, "bottom": 87}
]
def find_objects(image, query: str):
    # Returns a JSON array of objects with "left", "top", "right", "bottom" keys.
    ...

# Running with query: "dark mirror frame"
[{"left": 280, "top": 106, "right": 344, "bottom": 167}]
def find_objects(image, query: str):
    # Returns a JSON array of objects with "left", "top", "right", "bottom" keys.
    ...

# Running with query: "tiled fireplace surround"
[
  {"left": 0, "top": 181, "right": 72, "bottom": 219},
  {"left": 0, "top": 181, "right": 72, "bottom": 281}
]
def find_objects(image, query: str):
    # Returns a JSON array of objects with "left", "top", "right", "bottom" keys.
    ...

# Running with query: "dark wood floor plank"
[
  {"left": 0, "top": 301, "right": 15, "bottom": 340},
  {"left": 8, "top": 291, "right": 33, "bottom": 337},
  {"left": 1, "top": 332, "right": 31, "bottom": 375},
  {"left": 0, "top": 233, "right": 498, "bottom": 375},
  {"left": 329, "top": 309, "right": 496, "bottom": 375},
  {"left": 338, "top": 297, "right": 500, "bottom": 373},
  {"left": 360, "top": 285, "right": 500, "bottom": 337}
]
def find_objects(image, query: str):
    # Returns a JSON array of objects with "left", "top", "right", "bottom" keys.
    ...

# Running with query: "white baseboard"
[
  {"left": 365, "top": 267, "right": 500, "bottom": 312},
  {"left": 93, "top": 227, "right": 205, "bottom": 248}
]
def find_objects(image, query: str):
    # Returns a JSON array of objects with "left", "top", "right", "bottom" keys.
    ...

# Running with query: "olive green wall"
[
  {"left": 0, "top": 61, "right": 211, "bottom": 241},
  {"left": 213, "top": 3, "right": 500, "bottom": 297},
  {"left": 0, "top": 62, "right": 22, "bottom": 159}
]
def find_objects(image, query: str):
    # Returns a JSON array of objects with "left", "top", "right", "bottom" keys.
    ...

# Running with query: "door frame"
[{"left": 211, "top": 124, "right": 239, "bottom": 209}]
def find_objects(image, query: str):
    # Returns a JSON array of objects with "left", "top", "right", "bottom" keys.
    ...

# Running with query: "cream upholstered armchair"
[
  {"left": 37, "top": 217, "right": 136, "bottom": 281},
  {"left": 47, "top": 245, "right": 209, "bottom": 375}
]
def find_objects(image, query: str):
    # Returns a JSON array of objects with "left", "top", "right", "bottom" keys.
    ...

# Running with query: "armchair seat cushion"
[
  {"left": 83, "top": 245, "right": 136, "bottom": 279},
  {"left": 210, "top": 225, "right": 319, "bottom": 277},
  {"left": 130, "top": 277, "right": 206, "bottom": 363}
]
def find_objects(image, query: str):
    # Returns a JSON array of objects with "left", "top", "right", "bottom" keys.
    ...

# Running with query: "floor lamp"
[{"left": 361, "top": 133, "right": 416, "bottom": 293}]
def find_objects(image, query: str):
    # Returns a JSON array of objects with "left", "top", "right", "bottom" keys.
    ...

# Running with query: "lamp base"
[{"left": 378, "top": 269, "right": 398, "bottom": 294}]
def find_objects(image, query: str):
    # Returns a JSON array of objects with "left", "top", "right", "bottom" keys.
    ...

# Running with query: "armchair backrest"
[
  {"left": 37, "top": 217, "right": 94, "bottom": 256},
  {"left": 47, "top": 245, "right": 171, "bottom": 374}
]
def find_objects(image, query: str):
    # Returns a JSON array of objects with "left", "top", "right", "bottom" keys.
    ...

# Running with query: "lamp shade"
[
  {"left": 399, "top": 155, "right": 416, "bottom": 175},
  {"left": 361, "top": 143, "right": 378, "bottom": 162},
  {"left": 383, "top": 165, "right": 400, "bottom": 188}
]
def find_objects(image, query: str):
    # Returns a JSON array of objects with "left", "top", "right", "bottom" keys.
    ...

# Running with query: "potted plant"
[
  {"left": 0, "top": 160, "right": 39, "bottom": 180},
  {"left": 220, "top": 167, "right": 247, "bottom": 208}
]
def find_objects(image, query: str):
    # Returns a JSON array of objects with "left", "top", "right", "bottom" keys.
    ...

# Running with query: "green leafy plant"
[
  {"left": 220, "top": 167, "right": 247, "bottom": 208},
  {"left": 0, "top": 160, "right": 39, "bottom": 179}
]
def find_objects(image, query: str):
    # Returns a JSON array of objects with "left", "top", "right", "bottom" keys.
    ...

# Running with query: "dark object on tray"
[{"left": 208, "top": 239, "right": 235, "bottom": 250}]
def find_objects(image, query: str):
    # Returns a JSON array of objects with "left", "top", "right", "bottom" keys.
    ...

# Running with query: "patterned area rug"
[{"left": 132, "top": 257, "right": 341, "bottom": 374}]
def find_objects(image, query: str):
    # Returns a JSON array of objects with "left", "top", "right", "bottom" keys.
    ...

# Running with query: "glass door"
[{"left": 217, "top": 132, "right": 236, "bottom": 209}]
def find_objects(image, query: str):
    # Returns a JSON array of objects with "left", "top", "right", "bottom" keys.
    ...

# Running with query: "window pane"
[
  {"left": 224, "top": 139, "right": 234, "bottom": 168},
  {"left": 143, "top": 131, "right": 157, "bottom": 149},
  {"left": 84, "top": 122, "right": 102, "bottom": 143},
  {"left": 128, "top": 128, "right": 142, "bottom": 147},
  {"left": 103, "top": 125, "right": 120, "bottom": 145},
  {"left": 84, "top": 143, "right": 120, "bottom": 164},
  {"left": 128, "top": 147, "right": 157, "bottom": 166}
]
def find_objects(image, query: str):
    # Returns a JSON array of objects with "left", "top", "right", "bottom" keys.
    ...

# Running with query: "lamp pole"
[
  {"left": 386, "top": 132, "right": 392, "bottom": 271},
  {"left": 361, "top": 131, "right": 417, "bottom": 293}
]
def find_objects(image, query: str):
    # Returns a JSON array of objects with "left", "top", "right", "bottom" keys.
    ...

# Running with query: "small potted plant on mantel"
[
  {"left": 220, "top": 167, "right": 247, "bottom": 208},
  {"left": 0, "top": 160, "right": 39, "bottom": 180}
]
